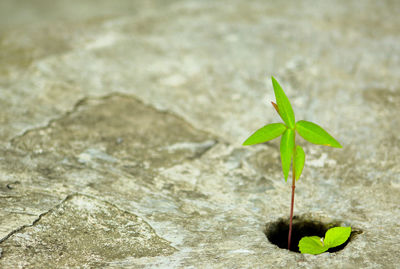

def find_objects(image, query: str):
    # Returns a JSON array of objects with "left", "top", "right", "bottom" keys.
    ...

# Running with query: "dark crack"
[
  {"left": 8, "top": 97, "right": 89, "bottom": 146},
  {"left": 9, "top": 92, "right": 222, "bottom": 147},
  {"left": 0, "top": 192, "right": 178, "bottom": 253},
  {"left": 0, "top": 193, "right": 75, "bottom": 244}
]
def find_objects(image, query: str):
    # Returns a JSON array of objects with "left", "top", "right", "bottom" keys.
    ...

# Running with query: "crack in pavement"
[
  {"left": 0, "top": 193, "right": 75, "bottom": 244},
  {"left": 8, "top": 97, "right": 89, "bottom": 146},
  {"left": 9, "top": 93, "right": 223, "bottom": 146},
  {"left": 8, "top": 93, "right": 222, "bottom": 162},
  {"left": 0, "top": 192, "right": 178, "bottom": 252}
]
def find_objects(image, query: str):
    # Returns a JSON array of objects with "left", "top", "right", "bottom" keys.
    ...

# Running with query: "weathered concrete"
[
  {"left": 0, "top": 194, "right": 176, "bottom": 268},
  {"left": 1, "top": 0, "right": 399, "bottom": 268}
]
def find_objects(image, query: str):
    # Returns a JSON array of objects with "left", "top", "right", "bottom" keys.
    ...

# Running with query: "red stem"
[{"left": 288, "top": 134, "right": 296, "bottom": 250}]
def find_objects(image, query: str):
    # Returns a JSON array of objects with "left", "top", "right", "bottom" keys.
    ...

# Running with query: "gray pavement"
[{"left": 0, "top": 0, "right": 399, "bottom": 268}]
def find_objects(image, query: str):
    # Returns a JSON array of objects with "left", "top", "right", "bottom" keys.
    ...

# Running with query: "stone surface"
[
  {"left": 0, "top": 194, "right": 176, "bottom": 268},
  {"left": 1, "top": 0, "right": 400, "bottom": 268}
]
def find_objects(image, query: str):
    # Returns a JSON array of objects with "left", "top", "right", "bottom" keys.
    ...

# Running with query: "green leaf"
[
  {"left": 299, "top": 236, "right": 329, "bottom": 255},
  {"left": 299, "top": 227, "right": 352, "bottom": 255},
  {"left": 280, "top": 129, "right": 294, "bottom": 181},
  {"left": 271, "top": 76, "right": 295, "bottom": 128},
  {"left": 243, "top": 123, "right": 287, "bottom": 146},
  {"left": 296, "top": 120, "right": 342, "bottom": 148},
  {"left": 294, "top": 145, "right": 305, "bottom": 181},
  {"left": 324, "top": 227, "right": 351, "bottom": 248}
]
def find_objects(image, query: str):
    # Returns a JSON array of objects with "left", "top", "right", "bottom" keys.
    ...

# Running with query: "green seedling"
[
  {"left": 243, "top": 76, "right": 342, "bottom": 250},
  {"left": 299, "top": 226, "right": 351, "bottom": 254}
]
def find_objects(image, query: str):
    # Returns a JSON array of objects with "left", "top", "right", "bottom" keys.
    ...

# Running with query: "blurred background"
[{"left": 1, "top": 0, "right": 399, "bottom": 146}]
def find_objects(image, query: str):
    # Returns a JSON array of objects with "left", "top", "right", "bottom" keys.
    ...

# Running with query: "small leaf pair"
[{"left": 298, "top": 226, "right": 351, "bottom": 255}]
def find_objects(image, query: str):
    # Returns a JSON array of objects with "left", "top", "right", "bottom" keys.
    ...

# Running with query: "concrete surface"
[{"left": 0, "top": 0, "right": 399, "bottom": 268}]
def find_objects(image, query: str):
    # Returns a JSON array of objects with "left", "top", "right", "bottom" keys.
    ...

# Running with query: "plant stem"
[{"left": 288, "top": 133, "right": 296, "bottom": 250}]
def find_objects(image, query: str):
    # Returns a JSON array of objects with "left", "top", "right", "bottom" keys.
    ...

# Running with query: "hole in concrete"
[{"left": 264, "top": 215, "right": 362, "bottom": 253}]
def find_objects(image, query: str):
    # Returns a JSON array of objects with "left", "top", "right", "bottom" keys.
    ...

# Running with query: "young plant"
[
  {"left": 243, "top": 76, "right": 342, "bottom": 250},
  {"left": 298, "top": 226, "right": 351, "bottom": 254}
]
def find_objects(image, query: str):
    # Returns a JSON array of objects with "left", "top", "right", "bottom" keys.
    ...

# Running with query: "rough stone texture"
[
  {"left": 0, "top": 0, "right": 399, "bottom": 268},
  {"left": 0, "top": 194, "right": 176, "bottom": 268}
]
